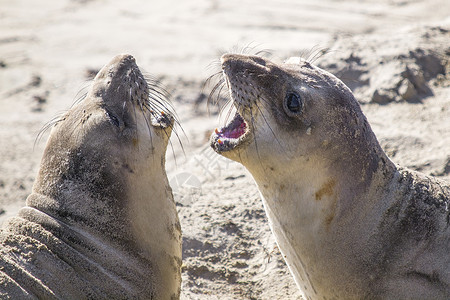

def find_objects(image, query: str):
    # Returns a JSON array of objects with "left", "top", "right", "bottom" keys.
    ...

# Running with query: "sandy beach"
[{"left": 1, "top": 0, "right": 449, "bottom": 298}]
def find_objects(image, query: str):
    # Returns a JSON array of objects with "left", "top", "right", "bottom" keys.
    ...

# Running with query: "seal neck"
[
  {"left": 251, "top": 127, "right": 397, "bottom": 232},
  {"left": 250, "top": 141, "right": 397, "bottom": 299},
  {"left": 28, "top": 161, "right": 181, "bottom": 299}
]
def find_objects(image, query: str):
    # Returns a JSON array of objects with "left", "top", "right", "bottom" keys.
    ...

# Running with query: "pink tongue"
[{"left": 223, "top": 121, "right": 246, "bottom": 139}]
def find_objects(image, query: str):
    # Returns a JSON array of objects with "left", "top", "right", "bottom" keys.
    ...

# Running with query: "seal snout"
[
  {"left": 114, "top": 53, "right": 136, "bottom": 65},
  {"left": 89, "top": 54, "right": 176, "bottom": 134},
  {"left": 210, "top": 53, "right": 269, "bottom": 154},
  {"left": 221, "top": 53, "right": 266, "bottom": 65},
  {"left": 104, "top": 54, "right": 138, "bottom": 79},
  {"left": 221, "top": 54, "right": 268, "bottom": 73}
]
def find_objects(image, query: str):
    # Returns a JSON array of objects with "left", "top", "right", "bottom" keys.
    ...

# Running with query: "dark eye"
[
  {"left": 285, "top": 92, "right": 303, "bottom": 113},
  {"left": 107, "top": 112, "right": 120, "bottom": 127}
]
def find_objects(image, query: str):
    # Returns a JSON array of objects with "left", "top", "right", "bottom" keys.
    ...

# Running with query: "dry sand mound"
[{"left": 317, "top": 25, "right": 449, "bottom": 104}]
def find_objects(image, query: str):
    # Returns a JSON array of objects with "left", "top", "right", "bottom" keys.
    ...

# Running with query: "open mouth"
[
  {"left": 211, "top": 112, "right": 250, "bottom": 152},
  {"left": 151, "top": 110, "right": 174, "bottom": 129}
]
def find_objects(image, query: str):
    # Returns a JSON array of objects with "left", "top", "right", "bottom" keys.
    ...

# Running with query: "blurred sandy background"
[{"left": 1, "top": 0, "right": 449, "bottom": 298}]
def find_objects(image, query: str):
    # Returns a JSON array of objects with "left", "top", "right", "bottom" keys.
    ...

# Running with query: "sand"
[{"left": 0, "top": 0, "right": 449, "bottom": 299}]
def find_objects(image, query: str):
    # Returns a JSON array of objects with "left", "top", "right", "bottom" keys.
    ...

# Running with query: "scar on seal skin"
[
  {"left": 0, "top": 54, "right": 182, "bottom": 299},
  {"left": 209, "top": 53, "right": 450, "bottom": 300}
]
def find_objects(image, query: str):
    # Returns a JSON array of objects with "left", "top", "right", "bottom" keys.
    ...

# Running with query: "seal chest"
[
  {"left": 210, "top": 53, "right": 450, "bottom": 299},
  {"left": 0, "top": 54, "right": 182, "bottom": 299}
]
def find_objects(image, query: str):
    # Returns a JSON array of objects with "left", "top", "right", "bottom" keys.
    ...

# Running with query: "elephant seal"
[
  {"left": 0, "top": 54, "right": 182, "bottom": 299},
  {"left": 210, "top": 54, "right": 450, "bottom": 299}
]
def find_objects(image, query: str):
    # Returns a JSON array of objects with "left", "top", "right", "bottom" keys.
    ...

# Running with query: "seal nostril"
[{"left": 250, "top": 56, "right": 266, "bottom": 66}]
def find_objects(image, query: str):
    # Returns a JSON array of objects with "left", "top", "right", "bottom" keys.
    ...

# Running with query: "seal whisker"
[
  {"left": 145, "top": 101, "right": 186, "bottom": 154},
  {"left": 144, "top": 84, "right": 182, "bottom": 129},
  {"left": 308, "top": 47, "right": 329, "bottom": 64},
  {"left": 146, "top": 84, "right": 171, "bottom": 102},
  {"left": 66, "top": 117, "right": 84, "bottom": 147},
  {"left": 147, "top": 96, "right": 178, "bottom": 121},
  {"left": 215, "top": 82, "right": 230, "bottom": 117},
  {"left": 146, "top": 98, "right": 170, "bottom": 115},
  {"left": 240, "top": 42, "right": 255, "bottom": 54},
  {"left": 226, "top": 43, "right": 274, "bottom": 59},
  {"left": 217, "top": 97, "right": 235, "bottom": 127},
  {"left": 255, "top": 49, "right": 273, "bottom": 58},
  {"left": 224, "top": 98, "right": 238, "bottom": 125},
  {"left": 210, "top": 81, "right": 229, "bottom": 116},
  {"left": 146, "top": 88, "right": 175, "bottom": 112},
  {"left": 204, "top": 70, "right": 222, "bottom": 85},
  {"left": 139, "top": 107, "right": 157, "bottom": 165},
  {"left": 71, "top": 90, "right": 89, "bottom": 108},
  {"left": 205, "top": 72, "right": 226, "bottom": 109},
  {"left": 165, "top": 128, "right": 179, "bottom": 166},
  {"left": 142, "top": 75, "right": 174, "bottom": 103},
  {"left": 142, "top": 103, "right": 168, "bottom": 147},
  {"left": 69, "top": 81, "right": 91, "bottom": 108},
  {"left": 34, "top": 83, "right": 92, "bottom": 149},
  {"left": 34, "top": 114, "right": 65, "bottom": 149},
  {"left": 170, "top": 126, "right": 186, "bottom": 158},
  {"left": 301, "top": 45, "right": 334, "bottom": 64},
  {"left": 238, "top": 42, "right": 263, "bottom": 56},
  {"left": 207, "top": 82, "right": 224, "bottom": 114},
  {"left": 139, "top": 75, "right": 186, "bottom": 158},
  {"left": 205, "top": 59, "right": 222, "bottom": 75},
  {"left": 146, "top": 101, "right": 181, "bottom": 165},
  {"left": 219, "top": 85, "right": 233, "bottom": 116},
  {"left": 151, "top": 102, "right": 186, "bottom": 146}
]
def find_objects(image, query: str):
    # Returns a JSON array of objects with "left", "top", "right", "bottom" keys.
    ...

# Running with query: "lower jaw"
[
  {"left": 211, "top": 136, "right": 235, "bottom": 153},
  {"left": 210, "top": 132, "right": 252, "bottom": 154},
  {"left": 151, "top": 112, "right": 174, "bottom": 129}
]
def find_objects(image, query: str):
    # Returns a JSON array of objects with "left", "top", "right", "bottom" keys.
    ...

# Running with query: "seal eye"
[
  {"left": 107, "top": 112, "right": 120, "bottom": 127},
  {"left": 285, "top": 92, "right": 303, "bottom": 114}
]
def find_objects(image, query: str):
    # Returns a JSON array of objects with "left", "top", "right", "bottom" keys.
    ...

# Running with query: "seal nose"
[
  {"left": 118, "top": 54, "right": 136, "bottom": 66},
  {"left": 107, "top": 53, "right": 136, "bottom": 69},
  {"left": 221, "top": 54, "right": 268, "bottom": 76},
  {"left": 221, "top": 54, "right": 267, "bottom": 67}
]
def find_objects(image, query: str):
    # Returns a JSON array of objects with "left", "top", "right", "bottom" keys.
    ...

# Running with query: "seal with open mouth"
[
  {"left": 0, "top": 54, "right": 182, "bottom": 299},
  {"left": 210, "top": 54, "right": 450, "bottom": 299}
]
